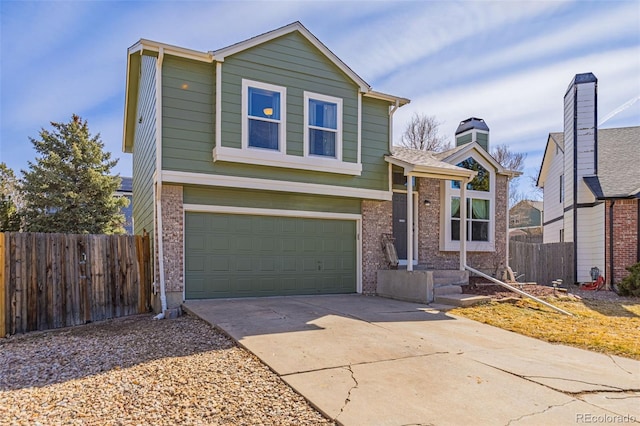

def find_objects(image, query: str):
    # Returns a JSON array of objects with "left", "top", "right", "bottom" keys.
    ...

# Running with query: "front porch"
[{"left": 376, "top": 267, "right": 489, "bottom": 306}]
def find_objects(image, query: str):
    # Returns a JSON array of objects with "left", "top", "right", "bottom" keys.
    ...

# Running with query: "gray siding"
[
  {"left": 159, "top": 31, "right": 390, "bottom": 193},
  {"left": 132, "top": 55, "right": 157, "bottom": 236}
]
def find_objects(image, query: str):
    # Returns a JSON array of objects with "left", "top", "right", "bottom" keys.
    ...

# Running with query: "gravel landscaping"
[{"left": 0, "top": 313, "right": 333, "bottom": 425}]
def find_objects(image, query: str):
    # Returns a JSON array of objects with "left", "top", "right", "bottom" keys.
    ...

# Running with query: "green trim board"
[{"left": 184, "top": 212, "right": 356, "bottom": 299}]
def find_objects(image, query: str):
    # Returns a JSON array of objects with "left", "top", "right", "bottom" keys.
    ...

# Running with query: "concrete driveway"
[{"left": 184, "top": 295, "right": 640, "bottom": 425}]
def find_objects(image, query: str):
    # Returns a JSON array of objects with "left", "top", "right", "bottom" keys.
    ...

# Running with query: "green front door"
[{"left": 185, "top": 212, "right": 357, "bottom": 299}]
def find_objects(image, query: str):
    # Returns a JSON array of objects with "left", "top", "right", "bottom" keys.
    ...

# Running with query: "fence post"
[{"left": 0, "top": 233, "right": 5, "bottom": 338}]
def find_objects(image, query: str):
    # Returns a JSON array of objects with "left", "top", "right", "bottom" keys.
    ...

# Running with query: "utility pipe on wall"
[{"left": 155, "top": 48, "right": 167, "bottom": 316}]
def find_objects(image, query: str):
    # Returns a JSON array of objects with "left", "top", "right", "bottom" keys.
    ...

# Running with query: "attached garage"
[{"left": 185, "top": 211, "right": 358, "bottom": 299}]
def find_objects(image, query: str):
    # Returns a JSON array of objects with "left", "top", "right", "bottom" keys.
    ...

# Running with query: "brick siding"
[
  {"left": 361, "top": 200, "right": 393, "bottom": 294},
  {"left": 159, "top": 184, "right": 184, "bottom": 293},
  {"left": 605, "top": 199, "right": 639, "bottom": 285},
  {"left": 416, "top": 176, "right": 508, "bottom": 276}
]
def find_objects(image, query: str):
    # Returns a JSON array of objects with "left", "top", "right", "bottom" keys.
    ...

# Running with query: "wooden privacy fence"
[
  {"left": 509, "top": 241, "right": 574, "bottom": 286},
  {"left": 0, "top": 232, "right": 151, "bottom": 337}
]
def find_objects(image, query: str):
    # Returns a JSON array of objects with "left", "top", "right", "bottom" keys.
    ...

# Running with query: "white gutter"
[
  {"left": 154, "top": 48, "right": 167, "bottom": 318},
  {"left": 388, "top": 100, "right": 400, "bottom": 152}
]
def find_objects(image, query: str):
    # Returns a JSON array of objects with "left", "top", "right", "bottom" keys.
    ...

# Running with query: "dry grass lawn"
[{"left": 450, "top": 297, "right": 640, "bottom": 360}]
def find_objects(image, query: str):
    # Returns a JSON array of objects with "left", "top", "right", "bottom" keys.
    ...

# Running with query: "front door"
[{"left": 392, "top": 193, "right": 407, "bottom": 260}]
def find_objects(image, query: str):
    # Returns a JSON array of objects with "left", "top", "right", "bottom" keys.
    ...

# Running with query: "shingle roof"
[
  {"left": 118, "top": 177, "right": 133, "bottom": 193},
  {"left": 389, "top": 146, "right": 468, "bottom": 172},
  {"left": 593, "top": 126, "right": 640, "bottom": 198}
]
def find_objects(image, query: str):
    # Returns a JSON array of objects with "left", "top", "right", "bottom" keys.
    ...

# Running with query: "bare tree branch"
[{"left": 400, "top": 113, "right": 451, "bottom": 152}]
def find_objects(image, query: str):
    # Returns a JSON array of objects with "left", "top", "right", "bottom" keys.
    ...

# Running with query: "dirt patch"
[{"left": 464, "top": 277, "right": 639, "bottom": 303}]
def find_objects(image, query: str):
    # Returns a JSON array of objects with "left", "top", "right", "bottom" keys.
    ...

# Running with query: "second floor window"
[
  {"left": 243, "top": 79, "right": 286, "bottom": 152},
  {"left": 304, "top": 92, "right": 342, "bottom": 159}
]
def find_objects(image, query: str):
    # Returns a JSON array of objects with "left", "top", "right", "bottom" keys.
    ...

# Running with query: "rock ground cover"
[{"left": 0, "top": 313, "right": 333, "bottom": 425}]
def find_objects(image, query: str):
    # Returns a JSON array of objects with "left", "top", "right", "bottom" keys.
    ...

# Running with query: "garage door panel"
[{"left": 185, "top": 212, "right": 356, "bottom": 299}]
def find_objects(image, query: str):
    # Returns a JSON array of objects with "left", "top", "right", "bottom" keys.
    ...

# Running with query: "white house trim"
[
  {"left": 303, "top": 91, "right": 343, "bottom": 161},
  {"left": 163, "top": 170, "right": 391, "bottom": 200},
  {"left": 183, "top": 203, "right": 363, "bottom": 293},
  {"left": 215, "top": 62, "right": 222, "bottom": 150},
  {"left": 357, "top": 92, "right": 362, "bottom": 164},
  {"left": 212, "top": 146, "right": 362, "bottom": 175},
  {"left": 241, "top": 79, "right": 287, "bottom": 153}
]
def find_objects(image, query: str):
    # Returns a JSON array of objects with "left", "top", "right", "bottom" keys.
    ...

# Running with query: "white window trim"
[
  {"left": 241, "top": 79, "right": 287, "bottom": 153},
  {"left": 303, "top": 91, "right": 343, "bottom": 161},
  {"left": 441, "top": 154, "right": 496, "bottom": 252},
  {"left": 214, "top": 81, "right": 361, "bottom": 176}
]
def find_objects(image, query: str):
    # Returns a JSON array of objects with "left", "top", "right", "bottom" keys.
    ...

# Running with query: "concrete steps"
[
  {"left": 434, "top": 293, "right": 491, "bottom": 307},
  {"left": 430, "top": 270, "right": 490, "bottom": 307}
]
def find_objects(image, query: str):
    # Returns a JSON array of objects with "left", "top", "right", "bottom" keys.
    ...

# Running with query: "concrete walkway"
[{"left": 184, "top": 295, "right": 640, "bottom": 425}]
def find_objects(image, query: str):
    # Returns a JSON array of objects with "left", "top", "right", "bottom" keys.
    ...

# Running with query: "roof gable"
[
  {"left": 536, "top": 133, "right": 562, "bottom": 188},
  {"left": 436, "top": 142, "right": 515, "bottom": 176},
  {"left": 212, "top": 21, "right": 370, "bottom": 92}
]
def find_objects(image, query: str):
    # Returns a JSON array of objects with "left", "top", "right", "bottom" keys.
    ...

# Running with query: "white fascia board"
[
  {"left": 133, "top": 39, "right": 213, "bottom": 63},
  {"left": 537, "top": 136, "right": 557, "bottom": 187},
  {"left": 364, "top": 90, "right": 410, "bottom": 106},
  {"left": 211, "top": 22, "right": 370, "bottom": 92},
  {"left": 213, "top": 146, "right": 362, "bottom": 176},
  {"left": 163, "top": 170, "right": 391, "bottom": 201},
  {"left": 384, "top": 157, "right": 476, "bottom": 181},
  {"left": 442, "top": 142, "right": 506, "bottom": 174},
  {"left": 122, "top": 52, "right": 134, "bottom": 153}
]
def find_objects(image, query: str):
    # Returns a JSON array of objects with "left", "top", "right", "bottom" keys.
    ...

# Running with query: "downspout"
[
  {"left": 609, "top": 200, "right": 615, "bottom": 290},
  {"left": 407, "top": 173, "right": 414, "bottom": 271},
  {"left": 154, "top": 47, "right": 167, "bottom": 318},
  {"left": 388, "top": 100, "right": 400, "bottom": 152},
  {"left": 459, "top": 177, "right": 470, "bottom": 271},
  {"left": 505, "top": 175, "right": 511, "bottom": 271}
]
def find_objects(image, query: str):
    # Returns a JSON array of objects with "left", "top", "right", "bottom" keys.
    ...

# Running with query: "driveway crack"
[
  {"left": 335, "top": 365, "right": 358, "bottom": 422},
  {"left": 607, "top": 354, "right": 635, "bottom": 375},
  {"left": 505, "top": 400, "right": 574, "bottom": 425}
]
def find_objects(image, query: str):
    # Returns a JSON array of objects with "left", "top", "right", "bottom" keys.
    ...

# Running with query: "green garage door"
[{"left": 185, "top": 212, "right": 356, "bottom": 299}]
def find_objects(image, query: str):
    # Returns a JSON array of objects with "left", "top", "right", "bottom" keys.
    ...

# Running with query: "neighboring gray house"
[
  {"left": 115, "top": 177, "right": 133, "bottom": 234},
  {"left": 122, "top": 22, "right": 516, "bottom": 311},
  {"left": 537, "top": 72, "right": 640, "bottom": 285}
]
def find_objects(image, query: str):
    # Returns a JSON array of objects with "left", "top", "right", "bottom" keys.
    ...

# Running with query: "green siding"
[
  {"left": 184, "top": 186, "right": 361, "bottom": 214},
  {"left": 159, "top": 31, "right": 391, "bottom": 193},
  {"left": 476, "top": 133, "right": 489, "bottom": 151},
  {"left": 185, "top": 212, "right": 356, "bottom": 299},
  {"left": 456, "top": 133, "right": 473, "bottom": 146},
  {"left": 162, "top": 56, "right": 215, "bottom": 168},
  {"left": 132, "top": 55, "right": 157, "bottom": 237}
]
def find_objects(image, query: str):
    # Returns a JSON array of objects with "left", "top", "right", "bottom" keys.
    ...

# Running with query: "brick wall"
[
  {"left": 416, "top": 175, "right": 509, "bottom": 276},
  {"left": 160, "top": 184, "right": 184, "bottom": 293},
  {"left": 605, "top": 199, "right": 639, "bottom": 285},
  {"left": 361, "top": 200, "right": 393, "bottom": 294}
]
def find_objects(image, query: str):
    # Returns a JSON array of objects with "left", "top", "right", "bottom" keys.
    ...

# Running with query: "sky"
[{"left": 1, "top": 0, "right": 639, "bottom": 200}]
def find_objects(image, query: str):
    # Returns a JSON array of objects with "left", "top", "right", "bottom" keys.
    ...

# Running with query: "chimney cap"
[
  {"left": 566, "top": 72, "right": 597, "bottom": 95},
  {"left": 455, "top": 117, "right": 489, "bottom": 135}
]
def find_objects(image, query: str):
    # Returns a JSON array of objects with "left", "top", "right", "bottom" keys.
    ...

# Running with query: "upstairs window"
[
  {"left": 304, "top": 92, "right": 342, "bottom": 159},
  {"left": 242, "top": 79, "right": 286, "bottom": 152}
]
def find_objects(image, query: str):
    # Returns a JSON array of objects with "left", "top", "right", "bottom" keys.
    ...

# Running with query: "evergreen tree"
[
  {"left": 0, "top": 163, "right": 21, "bottom": 231},
  {"left": 20, "top": 115, "right": 127, "bottom": 234}
]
